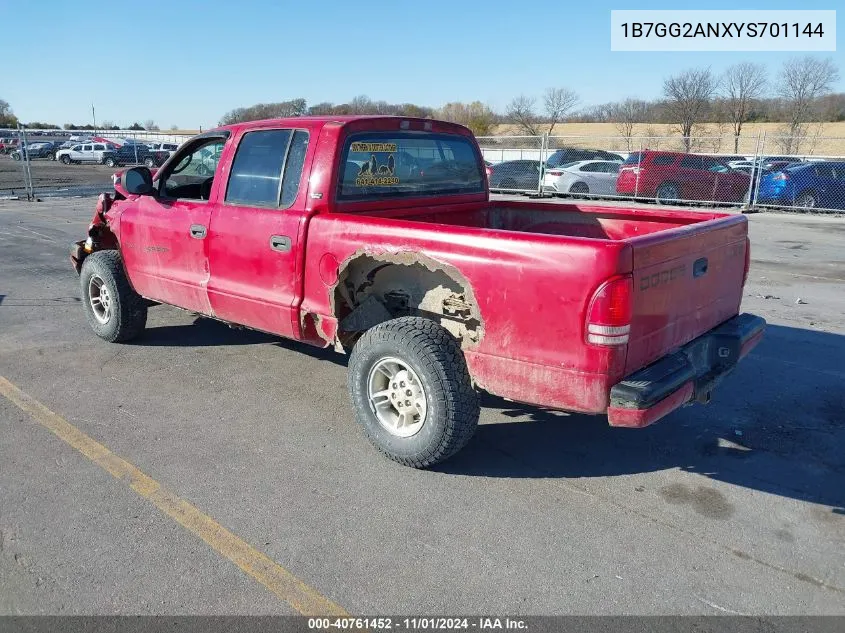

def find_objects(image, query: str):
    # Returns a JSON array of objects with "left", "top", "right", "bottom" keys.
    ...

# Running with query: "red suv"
[
  {"left": 616, "top": 151, "right": 751, "bottom": 203},
  {"left": 0, "top": 137, "right": 19, "bottom": 155}
]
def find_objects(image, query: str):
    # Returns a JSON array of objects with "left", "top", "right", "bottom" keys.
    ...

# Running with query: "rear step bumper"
[{"left": 607, "top": 313, "right": 766, "bottom": 428}]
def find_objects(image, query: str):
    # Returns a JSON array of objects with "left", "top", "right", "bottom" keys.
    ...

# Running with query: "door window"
[
  {"left": 225, "top": 129, "right": 309, "bottom": 208},
  {"left": 161, "top": 138, "right": 227, "bottom": 200},
  {"left": 82, "top": 144, "right": 92, "bottom": 152}
]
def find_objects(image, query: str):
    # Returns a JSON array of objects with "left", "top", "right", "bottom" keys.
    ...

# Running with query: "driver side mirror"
[{"left": 123, "top": 166, "right": 154, "bottom": 195}]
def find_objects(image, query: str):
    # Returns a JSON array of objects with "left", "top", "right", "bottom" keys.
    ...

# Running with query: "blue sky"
[{"left": 2, "top": 0, "right": 842, "bottom": 129}]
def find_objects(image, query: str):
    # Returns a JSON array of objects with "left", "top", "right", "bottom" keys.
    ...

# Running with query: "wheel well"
[{"left": 331, "top": 253, "right": 483, "bottom": 350}]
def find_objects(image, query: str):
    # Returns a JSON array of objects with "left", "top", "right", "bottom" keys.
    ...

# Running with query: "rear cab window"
[{"left": 336, "top": 132, "right": 483, "bottom": 201}]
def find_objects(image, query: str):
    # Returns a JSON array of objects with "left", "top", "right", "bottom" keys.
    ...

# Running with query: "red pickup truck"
[{"left": 70, "top": 116, "right": 765, "bottom": 468}]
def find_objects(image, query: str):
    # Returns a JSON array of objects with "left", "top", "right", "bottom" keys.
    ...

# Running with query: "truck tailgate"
[{"left": 625, "top": 215, "right": 748, "bottom": 374}]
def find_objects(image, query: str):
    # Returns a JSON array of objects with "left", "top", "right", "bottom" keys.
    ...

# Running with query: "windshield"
[
  {"left": 623, "top": 152, "right": 643, "bottom": 165},
  {"left": 337, "top": 132, "right": 483, "bottom": 201}
]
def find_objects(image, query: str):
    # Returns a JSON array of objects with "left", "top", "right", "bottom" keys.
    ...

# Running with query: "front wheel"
[
  {"left": 795, "top": 190, "right": 817, "bottom": 208},
  {"left": 144, "top": 157, "right": 155, "bottom": 168},
  {"left": 80, "top": 251, "right": 147, "bottom": 342},
  {"left": 104, "top": 157, "right": 116, "bottom": 168},
  {"left": 348, "top": 317, "right": 479, "bottom": 468},
  {"left": 60, "top": 155, "right": 71, "bottom": 164}
]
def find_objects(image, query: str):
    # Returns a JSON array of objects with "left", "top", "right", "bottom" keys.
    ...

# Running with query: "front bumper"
[{"left": 607, "top": 313, "right": 766, "bottom": 428}]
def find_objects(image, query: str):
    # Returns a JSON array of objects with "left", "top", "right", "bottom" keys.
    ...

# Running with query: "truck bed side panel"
[{"left": 299, "top": 213, "right": 632, "bottom": 411}]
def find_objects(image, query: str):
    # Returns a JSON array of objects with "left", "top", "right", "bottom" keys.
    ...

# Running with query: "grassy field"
[{"left": 487, "top": 121, "right": 845, "bottom": 156}]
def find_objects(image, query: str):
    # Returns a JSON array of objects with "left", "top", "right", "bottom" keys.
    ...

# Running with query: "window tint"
[
  {"left": 337, "top": 132, "right": 483, "bottom": 200},
  {"left": 72, "top": 145, "right": 81, "bottom": 151},
  {"left": 623, "top": 152, "right": 643, "bottom": 165},
  {"left": 94, "top": 144, "right": 104, "bottom": 151},
  {"left": 225, "top": 130, "right": 293, "bottom": 206},
  {"left": 601, "top": 162, "right": 620, "bottom": 173},
  {"left": 580, "top": 162, "right": 600, "bottom": 172},
  {"left": 652, "top": 154, "right": 676, "bottom": 166},
  {"left": 82, "top": 144, "right": 92, "bottom": 151},
  {"left": 679, "top": 156, "right": 701, "bottom": 169},
  {"left": 701, "top": 157, "right": 728, "bottom": 173},
  {"left": 281, "top": 131, "right": 309, "bottom": 208}
]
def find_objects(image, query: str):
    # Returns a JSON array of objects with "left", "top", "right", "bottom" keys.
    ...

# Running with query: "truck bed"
[
  {"left": 374, "top": 199, "right": 727, "bottom": 241},
  {"left": 337, "top": 198, "right": 748, "bottom": 397}
]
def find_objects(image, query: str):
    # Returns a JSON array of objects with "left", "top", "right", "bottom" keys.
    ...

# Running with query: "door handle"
[
  {"left": 190, "top": 224, "right": 207, "bottom": 239},
  {"left": 270, "top": 235, "right": 291, "bottom": 252}
]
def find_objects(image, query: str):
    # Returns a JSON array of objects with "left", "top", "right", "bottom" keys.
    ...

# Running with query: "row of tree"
[{"left": 2, "top": 56, "right": 840, "bottom": 152}]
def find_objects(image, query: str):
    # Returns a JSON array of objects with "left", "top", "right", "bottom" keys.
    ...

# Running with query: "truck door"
[
  {"left": 205, "top": 127, "right": 311, "bottom": 338},
  {"left": 118, "top": 134, "right": 229, "bottom": 313}
]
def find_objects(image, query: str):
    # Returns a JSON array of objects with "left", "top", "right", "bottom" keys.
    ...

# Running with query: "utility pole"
[{"left": 92, "top": 104, "right": 97, "bottom": 131}]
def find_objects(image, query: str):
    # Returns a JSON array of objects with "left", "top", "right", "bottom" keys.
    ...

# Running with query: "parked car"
[
  {"left": 56, "top": 142, "right": 116, "bottom": 164},
  {"left": 543, "top": 160, "right": 622, "bottom": 196},
  {"left": 69, "top": 115, "right": 763, "bottom": 468},
  {"left": 0, "top": 137, "right": 19, "bottom": 154},
  {"left": 148, "top": 142, "right": 179, "bottom": 153},
  {"left": 546, "top": 148, "right": 625, "bottom": 169},
  {"left": 10, "top": 142, "right": 58, "bottom": 160},
  {"left": 616, "top": 151, "right": 751, "bottom": 203},
  {"left": 487, "top": 159, "right": 542, "bottom": 191},
  {"left": 756, "top": 161, "right": 845, "bottom": 210},
  {"left": 102, "top": 144, "right": 169, "bottom": 168}
]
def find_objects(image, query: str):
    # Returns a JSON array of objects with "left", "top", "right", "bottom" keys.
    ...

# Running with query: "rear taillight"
[
  {"left": 547, "top": 170, "right": 563, "bottom": 176},
  {"left": 586, "top": 275, "right": 633, "bottom": 346},
  {"left": 621, "top": 166, "right": 640, "bottom": 175},
  {"left": 742, "top": 238, "right": 751, "bottom": 287},
  {"left": 485, "top": 166, "right": 492, "bottom": 177},
  {"left": 773, "top": 172, "right": 790, "bottom": 181}
]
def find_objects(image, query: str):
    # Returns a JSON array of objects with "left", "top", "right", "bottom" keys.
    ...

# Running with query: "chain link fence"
[
  {"left": 3, "top": 126, "right": 845, "bottom": 213},
  {"left": 0, "top": 126, "right": 192, "bottom": 199},
  {"left": 477, "top": 132, "right": 845, "bottom": 213}
]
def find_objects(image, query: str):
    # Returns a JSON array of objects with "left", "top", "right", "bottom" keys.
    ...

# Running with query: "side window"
[
  {"left": 280, "top": 131, "right": 310, "bottom": 208},
  {"left": 162, "top": 138, "right": 226, "bottom": 200},
  {"left": 82, "top": 144, "right": 92, "bottom": 152},
  {"left": 94, "top": 144, "right": 105, "bottom": 151},
  {"left": 226, "top": 130, "right": 292, "bottom": 206},
  {"left": 72, "top": 145, "right": 81, "bottom": 151},
  {"left": 702, "top": 158, "right": 728, "bottom": 173},
  {"left": 652, "top": 155, "right": 676, "bottom": 166},
  {"left": 581, "top": 162, "right": 601, "bottom": 172},
  {"left": 679, "top": 155, "right": 701, "bottom": 169}
]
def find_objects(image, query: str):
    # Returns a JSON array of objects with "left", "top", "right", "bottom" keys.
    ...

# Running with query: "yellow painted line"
[{"left": 0, "top": 375, "right": 348, "bottom": 616}]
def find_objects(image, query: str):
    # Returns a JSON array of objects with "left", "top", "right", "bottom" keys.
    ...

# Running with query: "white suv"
[{"left": 56, "top": 142, "right": 115, "bottom": 165}]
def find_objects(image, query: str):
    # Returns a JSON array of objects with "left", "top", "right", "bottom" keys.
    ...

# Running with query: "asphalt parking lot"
[
  {"left": 0, "top": 159, "right": 113, "bottom": 198},
  {"left": 0, "top": 197, "right": 843, "bottom": 615}
]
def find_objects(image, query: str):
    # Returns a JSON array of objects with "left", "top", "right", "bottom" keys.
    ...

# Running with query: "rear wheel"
[
  {"left": 144, "top": 157, "right": 155, "bottom": 168},
  {"left": 569, "top": 182, "right": 589, "bottom": 194},
  {"left": 795, "top": 190, "right": 817, "bottom": 208},
  {"left": 348, "top": 317, "right": 479, "bottom": 468},
  {"left": 656, "top": 182, "right": 680, "bottom": 204},
  {"left": 80, "top": 251, "right": 147, "bottom": 343}
]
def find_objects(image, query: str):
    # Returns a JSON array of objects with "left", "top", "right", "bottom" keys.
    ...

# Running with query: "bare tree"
[
  {"left": 543, "top": 87, "right": 578, "bottom": 135},
  {"left": 610, "top": 99, "right": 648, "bottom": 150},
  {"left": 506, "top": 95, "right": 540, "bottom": 136},
  {"left": 778, "top": 57, "right": 839, "bottom": 152},
  {"left": 663, "top": 67, "right": 719, "bottom": 151},
  {"left": 721, "top": 63, "right": 767, "bottom": 153},
  {"left": 143, "top": 119, "right": 160, "bottom": 131}
]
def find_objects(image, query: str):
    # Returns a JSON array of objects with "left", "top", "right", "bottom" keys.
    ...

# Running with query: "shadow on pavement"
[
  {"left": 438, "top": 324, "right": 845, "bottom": 512},
  {"left": 139, "top": 316, "right": 345, "bottom": 365}
]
